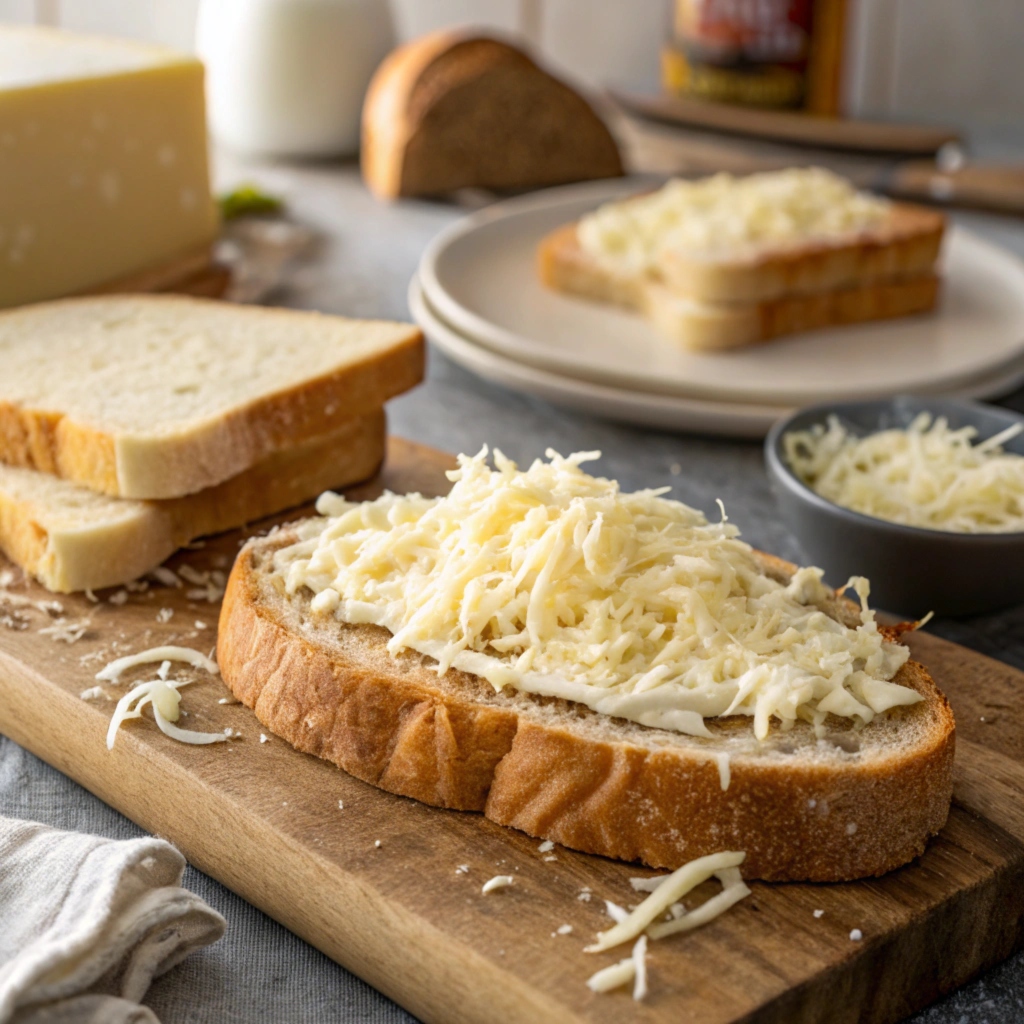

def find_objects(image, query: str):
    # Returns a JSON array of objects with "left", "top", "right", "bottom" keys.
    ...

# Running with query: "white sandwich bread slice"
[
  {"left": 217, "top": 450, "right": 955, "bottom": 882},
  {"left": 0, "top": 295, "right": 424, "bottom": 499},
  {"left": 538, "top": 223, "right": 941, "bottom": 351},
  {"left": 0, "top": 411, "right": 385, "bottom": 593}
]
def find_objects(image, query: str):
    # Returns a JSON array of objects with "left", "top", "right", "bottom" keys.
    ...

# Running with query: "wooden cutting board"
[{"left": 2, "top": 436, "right": 1024, "bottom": 1024}]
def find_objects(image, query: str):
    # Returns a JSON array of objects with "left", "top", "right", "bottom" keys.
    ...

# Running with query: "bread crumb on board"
[{"left": 850, "top": 929, "right": 863, "bottom": 941}]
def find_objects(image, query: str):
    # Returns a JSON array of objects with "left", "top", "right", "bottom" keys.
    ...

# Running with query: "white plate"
[
  {"left": 419, "top": 178, "right": 1024, "bottom": 405},
  {"left": 411, "top": 275, "right": 1024, "bottom": 439}
]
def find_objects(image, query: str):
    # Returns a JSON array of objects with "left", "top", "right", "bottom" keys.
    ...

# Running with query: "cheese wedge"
[{"left": 0, "top": 25, "right": 218, "bottom": 308}]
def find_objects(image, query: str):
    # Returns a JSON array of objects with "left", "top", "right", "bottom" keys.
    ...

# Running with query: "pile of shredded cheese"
[
  {"left": 577, "top": 167, "right": 890, "bottom": 272},
  {"left": 784, "top": 413, "right": 1024, "bottom": 533},
  {"left": 275, "top": 448, "right": 920, "bottom": 741}
]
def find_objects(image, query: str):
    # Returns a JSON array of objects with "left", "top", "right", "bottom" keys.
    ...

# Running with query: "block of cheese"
[
  {"left": 0, "top": 410, "right": 385, "bottom": 593},
  {"left": 0, "top": 26, "right": 218, "bottom": 308}
]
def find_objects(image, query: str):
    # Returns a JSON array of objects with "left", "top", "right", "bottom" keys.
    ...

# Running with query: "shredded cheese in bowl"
[
  {"left": 784, "top": 413, "right": 1024, "bottom": 534},
  {"left": 274, "top": 449, "right": 919, "bottom": 741}
]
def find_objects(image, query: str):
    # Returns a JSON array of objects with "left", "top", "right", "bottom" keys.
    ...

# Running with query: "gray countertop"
[{"left": 4, "top": 159, "right": 1024, "bottom": 1023}]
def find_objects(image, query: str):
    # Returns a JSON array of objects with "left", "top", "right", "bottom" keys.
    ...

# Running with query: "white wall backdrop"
[{"left": 1, "top": 0, "right": 1021, "bottom": 132}]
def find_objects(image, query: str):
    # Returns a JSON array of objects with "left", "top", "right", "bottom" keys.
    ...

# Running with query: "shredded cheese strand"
[
  {"left": 585, "top": 957, "right": 635, "bottom": 995},
  {"left": 97, "top": 645, "right": 219, "bottom": 683},
  {"left": 585, "top": 851, "right": 745, "bottom": 953},
  {"left": 785, "top": 413, "right": 1024, "bottom": 533},
  {"left": 646, "top": 873, "right": 751, "bottom": 940},
  {"left": 276, "top": 448, "right": 919, "bottom": 741}
]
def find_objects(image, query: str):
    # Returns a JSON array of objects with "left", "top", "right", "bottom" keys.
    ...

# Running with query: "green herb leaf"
[{"left": 218, "top": 184, "right": 284, "bottom": 220}]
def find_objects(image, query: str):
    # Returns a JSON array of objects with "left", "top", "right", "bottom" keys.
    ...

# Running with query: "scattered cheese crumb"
[
  {"left": 538, "top": 840, "right": 554, "bottom": 853},
  {"left": 38, "top": 618, "right": 90, "bottom": 643},
  {"left": 586, "top": 955, "right": 635, "bottom": 995},
  {"left": 84, "top": 589, "right": 98, "bottom": 603},
  {"left": 813, "top": 909, "right": 825, "bottom": 919},
  {"left": 456, "top": 864, "right": 469, "bottom": 874},
  {"left": 481, "top": 875, "right": 514, "bottom": 894},
  {"left": 556, "top": 924, "right": 573, "bottom": 935},
  {"left": 217, "top": 697, "right": 240, "bottom": 705},
  {"left": 148, "top": 567, "right": 181, "bottom": 588},
  {"left": 109, "top": 590, "right": 128, "bottom": 606},
  {"left": 375, "top": 840, "right": 382, "bottom": 848},
  {"left": 338, "top": 800, "right": 344, "bottom": 810},
  {"left": 604, "top": 900, "right": 629, "bottom": 924},
  {"left": 845, "top": 822, "right": 858, "bottom": 835},
  {"left": 850, "top": 929, "right": 863, "bottom": 941},
  {"left": 156, "top": 607, "right": 174, "bottom": 623},
  {"left": 195, "top": 620, "right": 208, "bottom": 630},
  {"left": 578, "top": 890, "right": 592, "bottom": 903},
  {"left": 260, "top": 733, "right": 268, "bottom": 743},
  {"left": 79, "top": 686, "right": 107, "bottom": 701},
  {"left": 630, "top": 876, "right": 668, "bottom": 893},
  {"left": 631, "top": 935, "right": 648, "bottom": 1001}
]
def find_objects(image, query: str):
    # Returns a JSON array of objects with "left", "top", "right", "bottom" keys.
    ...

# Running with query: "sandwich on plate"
[
  {"left": 538, "top": 167, "right": 945, "bottom": 351},
  {"left": 218, "top": 448, "right": 955, "bottom": 882}
]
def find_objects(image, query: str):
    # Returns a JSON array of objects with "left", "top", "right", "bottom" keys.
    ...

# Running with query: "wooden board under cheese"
[{"left": 2, "top": 437, "right": 1023, "bottom": 1024}]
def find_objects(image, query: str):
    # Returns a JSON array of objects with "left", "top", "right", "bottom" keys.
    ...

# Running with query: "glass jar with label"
[{"left": 663, "top": 0, "right": 847, "bottom": 114}]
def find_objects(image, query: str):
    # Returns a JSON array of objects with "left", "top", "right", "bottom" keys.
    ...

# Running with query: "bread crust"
[
  {"left": 218, "top": 533, "right": 955, "bottom": 882},
  {"left": 361, "top": 30, "right": 622, "bottom": 200},
  {"left": 538, "top": 222, "right": 941, "bottom": 350}
]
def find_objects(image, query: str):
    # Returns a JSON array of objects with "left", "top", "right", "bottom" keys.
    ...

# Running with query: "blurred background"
[{"left": 1, "top": 0, "right": 1021, "bottom": 142}]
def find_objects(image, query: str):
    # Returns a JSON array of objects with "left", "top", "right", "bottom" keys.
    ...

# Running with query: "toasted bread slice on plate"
[
  {"left": 539, "top": 222, "right": 941, "bottom": 351},
  {"left": 219, "top": 532, "right": 954, "bottom": 883}
]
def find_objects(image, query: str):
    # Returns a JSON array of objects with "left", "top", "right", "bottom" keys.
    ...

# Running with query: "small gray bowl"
[{"left": 765, "top": 396, "right": 1024, "bottom": 618}]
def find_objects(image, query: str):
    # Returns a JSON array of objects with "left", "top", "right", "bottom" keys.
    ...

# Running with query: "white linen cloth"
[{"left": 0, "top": 816, "right": 225, "bottom": 1024}]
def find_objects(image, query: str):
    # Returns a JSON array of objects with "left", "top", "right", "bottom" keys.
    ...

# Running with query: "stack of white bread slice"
[
  {"left": 538, "top": 167, "right": 946, "bottom": 351},
  {"left": 0, "top": 295, "right": 424, "bottom": 592}
]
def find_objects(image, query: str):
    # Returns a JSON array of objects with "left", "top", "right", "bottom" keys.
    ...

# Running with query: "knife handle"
[{"left": 884, "top": 162, "right": 1024, "bottom": 216}]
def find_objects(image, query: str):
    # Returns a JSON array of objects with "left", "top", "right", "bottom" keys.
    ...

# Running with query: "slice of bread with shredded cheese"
[
  {"left": 0, "top": 295, "right": 423, "bottom": 499},
  {"left": 218, "top": 535, "right": 955, "bottom": 882},
  {"left": 538, "top": 223, "right": 941, "bottom": 351},
  {"left": 0, "top": 411, "right": 384, "bottom": 593}
]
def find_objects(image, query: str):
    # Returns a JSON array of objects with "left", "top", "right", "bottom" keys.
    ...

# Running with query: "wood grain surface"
[{"left": 2, "top": 436, "right": 1024, "bottom": 1024}]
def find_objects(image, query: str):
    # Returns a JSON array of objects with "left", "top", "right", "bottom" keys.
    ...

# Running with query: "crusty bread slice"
[
  {"left": 217, "top": 533, "right": 955, "bottom": 882},
  {"left": 0, "top": 295, "right": 423, "bottom": 499},
  {"left": 0, "top": 411, "right": 384, "bottom": 593},
  {"left": 362, "top": 30, "right": 623, "bottom": 200},
  {"left": 538, "top": 223, "right": 940, "bottom": 351}
]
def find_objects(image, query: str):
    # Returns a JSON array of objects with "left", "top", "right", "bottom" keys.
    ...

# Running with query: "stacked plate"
[{"left": 412, "top": 179, "right": 1024, "bottom": 438}]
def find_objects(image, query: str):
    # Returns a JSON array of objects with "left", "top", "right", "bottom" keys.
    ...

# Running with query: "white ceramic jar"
[{"left": 197, "top": 0, "right": 394, "bottom": 158}]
